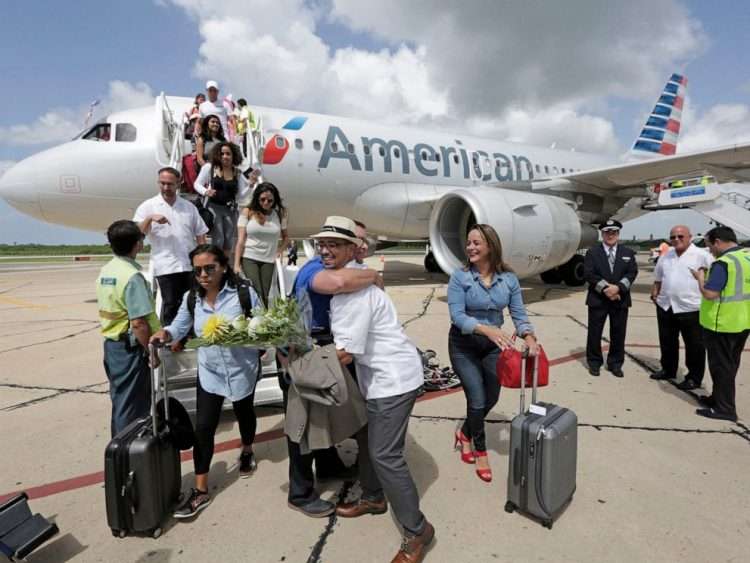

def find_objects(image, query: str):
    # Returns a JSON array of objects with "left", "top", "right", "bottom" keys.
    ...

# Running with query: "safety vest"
[
  {"left": 96, "top": 256, "right": 160, "bottom": 340},
  {"left": 699, "top": 248, "right": 750, "bottom": 333}
]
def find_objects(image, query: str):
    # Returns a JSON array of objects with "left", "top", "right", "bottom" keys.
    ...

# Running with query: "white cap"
[{"left": 205, "top": 80, "right": 219, "bottom": 90}]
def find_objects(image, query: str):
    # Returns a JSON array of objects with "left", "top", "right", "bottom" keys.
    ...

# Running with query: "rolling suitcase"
[
  {"left": 104, "top": 344, "right": 181, "bottom": 538},
  {"left": 505, "top": 351, "right": 577, "bottom": 529}
]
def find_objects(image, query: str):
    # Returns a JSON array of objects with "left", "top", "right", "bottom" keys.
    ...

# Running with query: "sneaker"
[
  {"left": 174, "top": 488, "right": 211, "bottom": 519},
  {"left": 239, "top": 451, "right": 257, "bottom": 478},
  {"left": 287, "top": 498, "right": 335, "bottom": 518}
]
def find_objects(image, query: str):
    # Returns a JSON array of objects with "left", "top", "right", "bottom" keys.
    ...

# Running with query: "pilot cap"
[
  {"left": 205, "top": 80, "right": 219, "bottom": 90},
  {"left": 600, "top": 219, "right": 623, "bottom": 232}
]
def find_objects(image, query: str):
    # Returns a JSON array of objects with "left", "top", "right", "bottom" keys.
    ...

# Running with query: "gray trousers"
[
  {"left": 365, "top": 388, "right": 425, "bottom": 535},
  {"left": 207, "top": 201, "right": 237, "bottom": 250},
  {"left": 103, "top": 338, "right": 151, "bottom": 437}
]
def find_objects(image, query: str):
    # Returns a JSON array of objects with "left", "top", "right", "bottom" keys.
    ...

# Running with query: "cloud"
[
  {"left": 0, "top": 81, "right": 154, "bottom": 147},
  {"left": 165, "top": 0, "right": 707, "bottom": 154},
  {"left": 679, "top": 103, "right": 750, "bottom": 153}
]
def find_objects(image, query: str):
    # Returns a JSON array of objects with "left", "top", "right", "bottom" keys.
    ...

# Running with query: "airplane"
[{"left": 3, "top": 73, "right": 750, "bottom": 286}]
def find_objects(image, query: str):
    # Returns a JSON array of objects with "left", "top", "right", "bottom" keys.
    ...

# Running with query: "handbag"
[
  {"left": 194, "top": 198, "right": 214, "bottom": 231},
  {"left": 497, "top": 340, "right": 549, "bottom": 388}
]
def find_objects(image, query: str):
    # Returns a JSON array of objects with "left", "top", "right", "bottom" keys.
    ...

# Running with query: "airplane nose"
[{"left": 0, "top": 157, "right": 43, "bottom": 219}]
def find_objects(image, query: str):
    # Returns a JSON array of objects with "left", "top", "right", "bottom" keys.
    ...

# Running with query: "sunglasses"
[
  {"left": 669, "top": 235, "right": 686, "bottom": 240},
  {"left": 259, "top": 197, "right": 275, "bottom": 203},
  {"left": 193, "top": 264, "right": 219, "bottom": 276}
]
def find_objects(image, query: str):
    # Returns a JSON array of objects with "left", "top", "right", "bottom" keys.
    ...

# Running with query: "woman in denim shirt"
[
  {"left": 448, "top": 224, "right": 538, "bottom": 482},
  {"left": 151, "top": 244, "right": 261, "bottom": 518}
]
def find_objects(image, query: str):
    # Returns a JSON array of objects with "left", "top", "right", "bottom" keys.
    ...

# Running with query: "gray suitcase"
[{"left": 505, "top": 352, "right": 577, "bottom": 528}]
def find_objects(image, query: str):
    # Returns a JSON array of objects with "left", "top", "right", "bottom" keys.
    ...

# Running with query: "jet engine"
[{"left": 428, "top": 187, "right": 597, "bottom": 279}]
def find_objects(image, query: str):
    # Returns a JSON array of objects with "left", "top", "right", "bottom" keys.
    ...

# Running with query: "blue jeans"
[{"left": 448, "top": 326, "right": 501, "bottom": 452}]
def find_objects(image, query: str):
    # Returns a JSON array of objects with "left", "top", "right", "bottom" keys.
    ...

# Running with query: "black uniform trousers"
[
  {"left": 155, "top": 271, "right": 192, "bottom": 325},
  {"left": 586, "top": 305, "right": 628, "bottom": 370},
  {"left": 704, "top": 328, "right": 749, "bottom": 417},
  {"left": 656, "top": 307, "right": 705, "bottom": 383}
]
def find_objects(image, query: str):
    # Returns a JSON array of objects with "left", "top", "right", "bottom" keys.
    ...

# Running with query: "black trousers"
[
  {"left": 656, "top": 307, "right": 706, "bottom": 383},
  {"left": 193, "top": 380, "right": 257, "bottom": 475},
  {"left": 704, "top": 329, "right": 749, "bottom": 417},
  {"left": 156, "top": 271, "right": 193, "bottom": 325},
  {"left": 277, "top": 373, "right": 356, "bottom": 505},
  {"left": 586, "top": 306, "right": 629, "bottom": 370}
]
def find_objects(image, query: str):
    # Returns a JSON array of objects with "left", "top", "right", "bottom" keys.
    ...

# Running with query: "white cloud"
[
  {"left": 0, "top": 81, "right": 154, "bottom": 147},
  {"left": 163, "top": 0, "right": 708, "bottom": 154},
  {"left": 679, "top": 103, "right": 750, "bottom": 153}
]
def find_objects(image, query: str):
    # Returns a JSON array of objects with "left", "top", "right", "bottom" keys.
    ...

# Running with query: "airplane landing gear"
[
  {"left": 540, "top": 254, "right": 585, "bottom": 286},
  {"left": 424, "top": 251, "right": 442, "bottom": 273}
]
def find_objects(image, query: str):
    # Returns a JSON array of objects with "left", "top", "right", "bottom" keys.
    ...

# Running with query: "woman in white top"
[{"left": 234, "top": 182, "right": 288, "bottom": 306}]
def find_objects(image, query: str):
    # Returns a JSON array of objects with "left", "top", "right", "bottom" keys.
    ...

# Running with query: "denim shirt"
[
  {"left": 447, "top": 268, "right": 534, "bottom": 336},
  {"left": 165, "top": 283, "right": 260, "bottom": 401}
]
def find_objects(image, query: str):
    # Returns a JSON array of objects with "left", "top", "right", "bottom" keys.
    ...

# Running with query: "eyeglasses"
[
  {"left": 669, "top": 235, "right": 686, "bottom": 240},
  {"left": 193, "top": 264, "right": 219, "bottom": 276}
]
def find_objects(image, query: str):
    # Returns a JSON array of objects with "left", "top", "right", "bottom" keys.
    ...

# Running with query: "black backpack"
[{"left": 187, "top": 279, "right": 254, "bottom": 319}]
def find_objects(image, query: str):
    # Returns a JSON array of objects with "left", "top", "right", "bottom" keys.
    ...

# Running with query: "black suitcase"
[
  {"left": 104, "top": 344, "right": 181, "bottom": 538},
  {"left": 505, "top": 352, "right": 577, "bottom": 529}
]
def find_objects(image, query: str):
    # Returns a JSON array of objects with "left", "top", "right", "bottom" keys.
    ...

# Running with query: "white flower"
[
  {"left": 231, "top": 315, "right": 248, "bottom": 332},
  {"left": 247, "top": 315, "right": 264, "bottom": 336}
]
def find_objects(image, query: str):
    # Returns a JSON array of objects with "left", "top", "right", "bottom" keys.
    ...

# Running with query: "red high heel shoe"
[
  {"left": 453, "top": 430, "right": 475, "bottom": 464},
  {"left": 474, "top": 450, "right": 492, "bottom": 482}
]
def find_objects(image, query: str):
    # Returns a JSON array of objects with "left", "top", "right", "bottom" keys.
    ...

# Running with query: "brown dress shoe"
[
  {"left": 336, "top": 497, "right": 388, "bottom": 518},
  {"left": 391, "top": 521, "right": 435, "bottom": 563}
]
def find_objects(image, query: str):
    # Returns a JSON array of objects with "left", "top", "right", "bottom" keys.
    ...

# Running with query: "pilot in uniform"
[{"left": 584, "top": 219, "right": 639, "bottom": 377}]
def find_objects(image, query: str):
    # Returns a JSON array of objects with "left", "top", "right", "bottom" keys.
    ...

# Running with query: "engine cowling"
[{"left": 429, "top": 187, "right": 596, "bottom": 277}]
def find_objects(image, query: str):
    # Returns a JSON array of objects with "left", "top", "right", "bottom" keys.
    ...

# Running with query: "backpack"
[{"left": 187, "top": 279, "right": 254, "bottom": 319}]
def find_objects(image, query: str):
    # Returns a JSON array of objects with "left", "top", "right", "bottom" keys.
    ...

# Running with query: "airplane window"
[
  {"left": 313, "top": 140, "right": 321, "bottom": 151},
  {"left": 535, "top": 164, "right": 541, "bottom": 173},
  {"left": 295, "top": 139, "right": 303, "bottom": 150},
  {"left": 553, "top": 166, "right": 559, "bottom": 174},
  {"left": 422, "top": 151, "right": 428, "bottom": 160},
  {"left": 82, "top": 123, "right": 111, "bottom": 142},
  {"left": 347, "top": 143, "right": 355, "bottom": 154},
  {"left": 379, "top": 147, "right": 385, "bottom": 157},
  {"left": 115, "top": 123, "right": 137, "bottom": 142},
  {"left": 472, "top": 153, "right": 478, "bottom": 164},
  {"left": 561, "top": 167, "right": 566, "bottom": 174},
  {"left": 453, "top": 155, "right": 459, "bottom": 164},
  {"left": 394, "top": 148, "right": 401, "bottom": 158},
  {"left": 544, "top": 165, "right": 549, "bottom": 174},
  {"left": 435, "top": 153, "right": 440, "bottom": 162},
  {"left": 364, "top": 145, "right": 371, "bottom": 155},
  {"left": 331, "top": 142, "right": 339, "bottom": 153},
  {"left": 276, "top": 136, "right": 286, "bottom": 149}
]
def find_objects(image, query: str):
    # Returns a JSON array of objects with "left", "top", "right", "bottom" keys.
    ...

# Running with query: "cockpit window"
[
  {"left": 115, "top": 123, "right": 137, "bottom": 142},
  {"left": 82, "top": 123, "right": 111, "bottom": 142}
]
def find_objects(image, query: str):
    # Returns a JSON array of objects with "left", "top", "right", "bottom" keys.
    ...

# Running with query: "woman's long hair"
[
  {"left": 199, "top": 115, "right": 226, "bottom": 142},
  {"left": 248, "top": 182, "right": 286, "bottom": 220},
  {"left": 210, "top": 141, "right": 243, "bottom": 169},
  {"left": 189, "top": 244, "right": 238, "bottom": 298},
  {"left": 463, "top": 224, "right": 514, "bottom": 273}
]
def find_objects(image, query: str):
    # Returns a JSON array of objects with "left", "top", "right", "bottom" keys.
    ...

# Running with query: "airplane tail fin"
[{"left": 629, "top": 73, "right": 687, "bottom": 159}]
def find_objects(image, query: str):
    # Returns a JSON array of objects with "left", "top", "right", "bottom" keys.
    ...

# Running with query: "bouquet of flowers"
[{"left": 185, "top": 298, "right": 308, "bottom": 349}]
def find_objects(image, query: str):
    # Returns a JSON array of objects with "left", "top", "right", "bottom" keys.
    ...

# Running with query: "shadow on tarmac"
[{"left": 27, "top": 532, "right": 87, "bottom": 563}]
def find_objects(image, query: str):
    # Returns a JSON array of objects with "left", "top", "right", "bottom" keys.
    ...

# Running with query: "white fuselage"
[{"left": 0, "top": 96, "right": 614, "bottom": 240}]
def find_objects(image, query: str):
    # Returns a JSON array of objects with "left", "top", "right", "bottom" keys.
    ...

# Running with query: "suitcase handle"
[
  {"left": 519, "top": 349, "right": 540, "bottom": 415},
  {"left": 149, "top": 343, "right": 170, "bottom": 434},
  {"left": 124, "top": 471, "right": 138, "bottom": 514}
]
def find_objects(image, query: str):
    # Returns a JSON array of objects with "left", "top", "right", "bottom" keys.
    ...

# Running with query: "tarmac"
[{"left": 1, "top": 253, "right": 748, "bottom": 563}]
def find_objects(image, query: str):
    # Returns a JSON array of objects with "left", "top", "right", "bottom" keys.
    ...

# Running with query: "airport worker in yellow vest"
[
  {"left": 691, "top": 226, "right": 750, "bottom": 422},
  {"left": 96, "top": 220, "right": 161, "bottom": 436}
]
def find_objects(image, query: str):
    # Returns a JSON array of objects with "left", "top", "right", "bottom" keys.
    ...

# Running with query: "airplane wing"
[{"left": 564, "top": 142, "right": 750, "bottom": 190}]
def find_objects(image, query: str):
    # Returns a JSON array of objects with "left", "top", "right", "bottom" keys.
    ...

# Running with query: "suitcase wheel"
[
  {"left": 112, "top": 529, "right": 126, "bottom": 538},
  {"left": 504, "top": 501, "right": 515, "bottom": 514},
  {"left": 152, "top": 527, "right": 162, "bottom": 539},
  {"left": 542, "top": 519, "right": 553, "bottom": 530}
]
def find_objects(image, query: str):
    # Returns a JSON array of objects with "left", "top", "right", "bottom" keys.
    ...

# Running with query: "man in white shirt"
[
  {"left": 319, "top": 217, "right": 434, "bottom": 563},
  {"left": 199, "top": 80, "right": 233, "bottom": 138},
  {"left": 133, "top": 167, "right": 208, "bottom": 327},
  {"left": 650, "top": 225, "right": 712, "bottom": 390}
]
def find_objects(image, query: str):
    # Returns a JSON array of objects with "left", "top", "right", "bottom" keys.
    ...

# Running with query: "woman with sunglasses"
[
  {"left": 447, "top": 224, "right": 538, "bottom": 482},
  {"left": 234, "top": 182, "right": 288, "bottom": 307},
  {"left": 150, "top": 244, "right": 261, "bottom": 519}
]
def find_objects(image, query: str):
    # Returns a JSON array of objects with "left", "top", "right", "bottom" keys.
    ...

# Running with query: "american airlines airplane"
[{"left": 2, "top": 73, "right": 749, "bottom": 285}]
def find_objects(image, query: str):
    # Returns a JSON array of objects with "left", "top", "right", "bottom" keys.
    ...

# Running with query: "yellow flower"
[{"left": 202, "top": 314, "right": 229, "bottom": 343}]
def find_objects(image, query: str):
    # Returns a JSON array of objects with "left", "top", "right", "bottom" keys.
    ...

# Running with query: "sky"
[{"left": 1, "top": 0, "right": 750, "bottom": 244}]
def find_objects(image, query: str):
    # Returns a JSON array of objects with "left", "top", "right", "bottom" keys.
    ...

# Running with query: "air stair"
[{"left": 644, "top": 182, "right": 750, "bottom": 237}]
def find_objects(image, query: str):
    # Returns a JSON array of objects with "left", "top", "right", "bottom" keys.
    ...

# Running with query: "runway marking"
[
  {"left": 0, "top": 348, "right": 602, "bottom": 504},
  {"left": 0, "top": 295, "right": 49, "bottom": 310}
]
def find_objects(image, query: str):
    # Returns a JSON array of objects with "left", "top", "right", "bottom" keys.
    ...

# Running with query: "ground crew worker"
[
  {"left": 97, "top": 220, "right": 161, "bottom": 436},
  {"left": 692, "top": 226, "right": 750, "bottom": 421}
]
